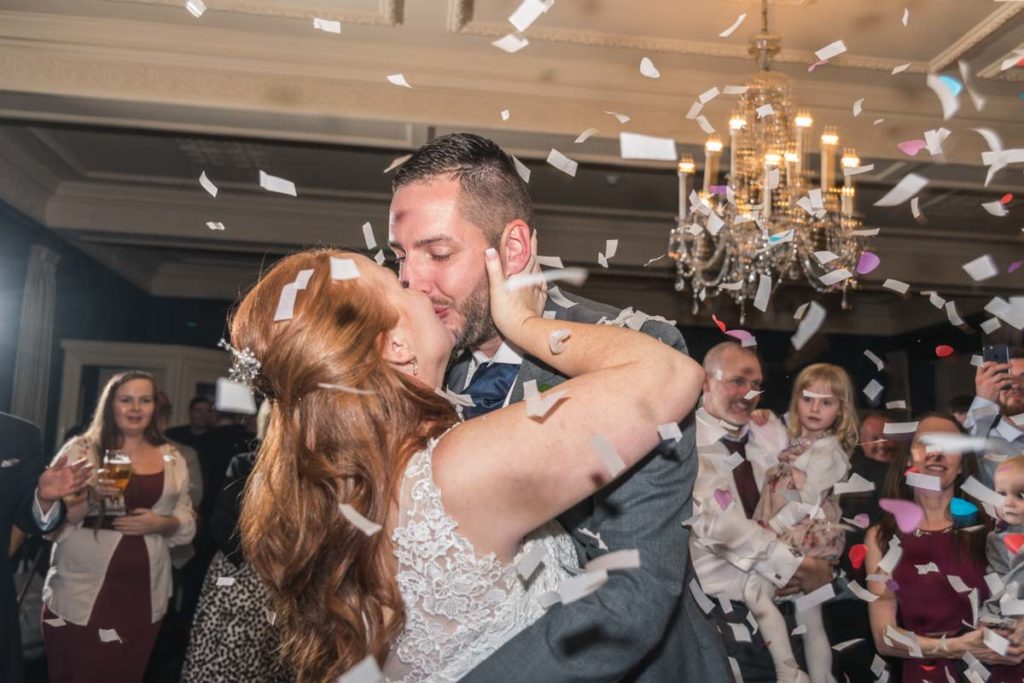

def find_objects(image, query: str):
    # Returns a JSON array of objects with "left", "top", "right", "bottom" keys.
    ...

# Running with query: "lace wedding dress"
[{"left": 382, "top": 438, "right": 578, "bottom": 682}]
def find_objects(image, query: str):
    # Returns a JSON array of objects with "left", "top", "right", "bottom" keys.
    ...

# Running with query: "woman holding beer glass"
[{"left": 41, "top": 371, "right": 195, "bottom": 682}]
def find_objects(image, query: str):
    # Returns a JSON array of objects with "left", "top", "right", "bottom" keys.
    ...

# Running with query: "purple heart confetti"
[
  {"left": 857, "top": 251, "right": 881, "bottom": 275},
  {"left": 713, "top": 488, "right": 733, "bottom": 510}
]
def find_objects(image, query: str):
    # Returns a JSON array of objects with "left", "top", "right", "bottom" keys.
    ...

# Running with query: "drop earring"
[{"left": 412, "top": 359, "right": 419, "bottom": 376}]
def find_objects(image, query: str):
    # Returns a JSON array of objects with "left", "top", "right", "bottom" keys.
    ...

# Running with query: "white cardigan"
[{"left": 42, "top": 436, "right": 196, "bottom": 625}]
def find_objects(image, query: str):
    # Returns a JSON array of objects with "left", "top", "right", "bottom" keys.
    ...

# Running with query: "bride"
[{"left": 230, "top": 246, "right": 704, "bottom": 682}]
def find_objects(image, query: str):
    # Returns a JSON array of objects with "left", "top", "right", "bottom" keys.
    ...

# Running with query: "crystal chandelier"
[{"left": 668, "top": 0, "right": 869, "bottom": 324}]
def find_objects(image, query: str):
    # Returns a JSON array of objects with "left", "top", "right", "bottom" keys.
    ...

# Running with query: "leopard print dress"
[{"left": 181, "top": 552, "right": 291, "bottom": 682}]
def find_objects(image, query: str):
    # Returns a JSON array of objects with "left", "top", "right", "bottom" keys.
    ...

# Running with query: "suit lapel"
[{"left": 445, "top": 350, "right": 473, "bottom": 394}]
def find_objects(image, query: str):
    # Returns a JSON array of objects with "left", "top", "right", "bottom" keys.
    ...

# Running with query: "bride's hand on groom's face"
[{"left": 485, "top": 246, "right": 545, "bottom": 341}]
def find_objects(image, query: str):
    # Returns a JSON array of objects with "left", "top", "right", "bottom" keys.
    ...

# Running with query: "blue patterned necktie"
[{"left": 462, "top": 362, "right": 520, "bottom": 419}]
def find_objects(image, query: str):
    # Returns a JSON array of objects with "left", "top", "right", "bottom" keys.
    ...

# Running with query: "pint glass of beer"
[{"left": 101, "top": 450, "right": 132, "bottom": 513}]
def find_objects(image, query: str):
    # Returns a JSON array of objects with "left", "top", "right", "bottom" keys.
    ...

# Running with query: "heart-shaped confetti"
[
  {"left": 713, "top": 488, "right": 733, "bottom": 510},
  {"left": 1005, "top": 533, "right": 1024, "bottom": 555},
  {"left": 935, "top": 345, "right": 954, "bottom": 358},
  {"left": 848, "top": 544, "right": 867, "bottom": 569},
  {"left": 725, "top": 329, "right": 753, "bottom": 342},
  {"left": 886, "top": 578, "right": 900, "bottom": 592},
  {"left": 880, "top": 498, "right": 924, "bottom": 533},
  {"left": 897, "top": 139, "right": 927, "bottom": 156},
  {"left": 856, "top": 251, "right": 881, "bottom": 275},
  {"left": 854, "top": 513, "right": 870, "bottom": 527}
]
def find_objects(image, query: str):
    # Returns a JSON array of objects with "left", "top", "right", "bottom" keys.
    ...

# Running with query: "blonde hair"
[
  {"left": 786, "top": 363, "right": 858, "bottom": 453},
  {"left": 996, "top": 455, "right": 1024, "bottom": 477}
]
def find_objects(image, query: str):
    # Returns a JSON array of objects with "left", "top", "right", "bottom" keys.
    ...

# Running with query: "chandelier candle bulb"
[
  {"left": 729, "top": 116, "right": 745, "bottom": 181},
  {"left": 820, "top": 127, "right": 839, "bottom": 194},
  {"left": 703, "top": 138, "right": 722, "bottom": 196},
  {"left": 677, "top": 157, "right": 694, "bottom": 222},
  {"left": 795, "top": 111, "right": 813, "bottom": 176}
]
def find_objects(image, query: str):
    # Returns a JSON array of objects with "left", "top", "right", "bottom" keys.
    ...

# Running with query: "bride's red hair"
[{"left": 231, "top": 249, "right": 456, "bottom": 682}]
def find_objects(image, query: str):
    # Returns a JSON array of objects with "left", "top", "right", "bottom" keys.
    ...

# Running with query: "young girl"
[{"left": 746, "top": 363, "right": 858, "bottom": 683}]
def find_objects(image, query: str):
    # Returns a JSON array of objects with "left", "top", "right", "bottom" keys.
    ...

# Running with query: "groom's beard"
[{"left": 452, "top": 276, "right": 498, "bottom": 355}]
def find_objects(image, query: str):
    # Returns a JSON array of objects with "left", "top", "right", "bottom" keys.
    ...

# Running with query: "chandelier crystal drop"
[{"left": 668, "top": 0, "right": 869, "bottom": 324}]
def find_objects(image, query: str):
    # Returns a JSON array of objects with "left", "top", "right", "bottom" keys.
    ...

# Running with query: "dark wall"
[{"left": 0, "top": 201, "right": 233, "bottom": 449}]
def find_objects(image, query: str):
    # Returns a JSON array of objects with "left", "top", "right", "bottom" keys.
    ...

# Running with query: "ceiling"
[{"left": 0, "top": 0, "right": 1022, "bottom": 336}]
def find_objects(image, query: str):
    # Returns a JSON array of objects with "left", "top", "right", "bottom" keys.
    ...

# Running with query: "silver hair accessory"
[{"left": 218, "top": 338, "right": 262, "bottom": 386}]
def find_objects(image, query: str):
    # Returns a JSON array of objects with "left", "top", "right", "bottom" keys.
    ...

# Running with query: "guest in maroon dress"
[
  {"left": 41, "top": 371, "right": 196, "bottom": 683},
  {"left": 865, "top": 413, "right": 1024, "bottom": 682}
]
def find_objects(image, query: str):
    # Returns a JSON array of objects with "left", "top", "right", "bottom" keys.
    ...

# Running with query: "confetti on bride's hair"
[
  {"left": 330, "top": 257, "right": 360, "bottom": 281},
  {"left": 259, "top": 170, "right": 297, "bottom": 197},
  {"left": 549, "top": 329, "right": 570, "bottom": 354},
  {"left": 98, "top": 628, "right": 122, "bottom": 644},
  {"left": 386, "top": 73, "right": 412, "bottom": 88},
  {"left": 199, "top": 171, "right": 218, "bottom": 197},
  {"left": 515, "top": 542, "right": 547, "bottom": 581},
  {"left": 185, "top": 0, "right": 206, "bottom": 18},
  {"left": 216, "top": 378, "right": 258, "bottom": 415},
  {"left": 585, "top": 549, "right": 640, "bottom": 572},
  {"left": 506, "top": 267, "right": 587, "bottom": 291},
  {"left": 592, "top": 434, "right": 625, "bottom": 478},
  {"left": 337, "top": 654, "right": 383, "bottom": 683},
  {"left": 383, "top": 154, "right": 411, "bottom": 174},
  {"left": 339, "top": 503, "right": 383, "bottom": 536},
  {"left": 313, "top": 17, "right": 341, "bottom": 34},
  {"left": 318, "top": 382, "right": 376, "bottom": 396}
]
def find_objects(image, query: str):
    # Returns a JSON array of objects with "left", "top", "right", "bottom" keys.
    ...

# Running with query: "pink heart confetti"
[
  {"left": 856, "top": 251, "right": 880, "bottom": 275},
  {"left": 897, "top": 139, "right": 927, "bottom": 156},
  {"left": 1009, "top": 260, "right": 1023, "bottom": 274},
  {"left": 879, "top": 498, "right": 924, "bottom": 533},
  {"left": 725, "top": 329, "right": 753, "bottom": 342},
  {"left": 713, "top": 488, "right": 733, "bottom": 510},
  {"left": 854, "top": 513, "right": 870, "bottom": 527}
]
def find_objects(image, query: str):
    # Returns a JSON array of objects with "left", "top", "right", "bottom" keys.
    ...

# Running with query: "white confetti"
[
  {"left": 523, "top": 380, "right": 568, "bottom": 421},
  {"left": 874, "top": 173, "right": 927, "bottom": 207},
  {"left": 947, "top": 574, "right": 971, "bottom": 594},
  {"left": 945, "top": 301, "right": 966, "bottom": 327},
  {"left": 864, "top": 349, "right": 885, "bottom": 371},
  {"left": 386, "top": 73, "right": 412, "bottom": 89},
  {"left": 374, "top": 250, "right": 385, "bottom": 266},
  {"left": 546, "top": 148, "right": 578, "bottom": 177},
  {"left": 43, "top": 616, "right": 67, "bottom": 627},
  {"left": 501, "top": 109, "right": 511, "bottom": 121},
  {"left": 962, "top": 476, "right": 1005, "bottom": 508},
  {"left": 820, "top": 268, "right": 852, "bottom": 286},
  {"left": 199, "top": 171, "right": 218, "bottom": 197},
  {"left": 658, "top": 422, "right": 682, "bottom": 443},
  {"left": 982, "top": 201, "right": 1008, "bottom": 217},
  {"left": 901, "top": 8, "right": 909, "bottom": 26},
  {"left": 339, "top": 503, "right": 382, "bottom": 536},
  {"left": 685, "top": 102, "right": 703, "bottom": 119},
  {"left": 814, "top": 40, "right": 847, "bottom": 62},
  {"left": 916, "top": 562, "right": 939, "bottom": 574},
  {"left": 185, "top": 0, "right": 206, "bottom": 18},
  {"left": 259, "top": 170, "right": 297, "bottom": 197},
  {"left": 592, "top": 434, "right": 626, "bottom": 478},
  {"left": 723, "top": 85, "right": 748, "bottom": 95},
  {"left": 753, "top": 273, "right": 771, "bottom": 312},
  {"left": 516, "top": 542, "right": 547, "bottom": 580},
  {"left": 537, "top": 255, "right": 563, "bottom": 268},
  {"left": 848, "top": 580, "right": 878, "bottom": 603},
  {"left": 313, "top": 17, "right": 341, "bottom": 33},
  {"left": 548, "top": 286, "right": 578, "bottom": 309},
  {"left": 492, "top": 33, "right": 530, "bottom": 53},
  {"left": 695, "top": 115, "right": 715, "bottom": 135},
  {"left": 699, "top": 87, "right": 720, "bottom": 105},
  {"left": 640, "top": 57, "right": 660, "bottom": 79},
  {"left": 619, "top": 132, "right": 677, "bottom": 161},
  {"left": 719, "top": 13, "right": 747, "bottom": 38},
  {"left": 883, "top": 421, "right": 918, "bottom": 435},
  {"left": 981, "top": 318, "right": 1001, "bottom": 334},
  {"left": 549, "top": 328, "right": 570, "bottom": 354},
  {"left": 791, "top": 301, "right": 826, "bottom": 350},
  {"left": 383, "top": 154, "right": 411, "bottom": 174},
  {"left": 729, "top": 622, "right": 752, "bottom": 643},
  {"left": 98, "top": 628, "right": 122, "bottom": 643},
  {"left": 604, "top": 239, "right": 618, "bottom": 260},
  {"left": 507, "top": 268, "right": 587, "bottom": 291},
  {"left": 834, "top": 473, "right": 876, "bottom": 496},
  {"left": 804, "top": 390, "right": 833, "bottom": 399},
  {"left": 863, "top": 379, "right": 883, "bottom": 402},
  {"left": 844, "top": 164, "right": 874, "bottom": 177},
  {"left": 911, "top": 196, "right": 924, "bottom": 222},
  {"left": 512, "top": 155, "right": 531, "bottom": 183},
  {"left": 756, "top": 104, "right": 774, "bottom": 119},
  {"left": 216, "top": 576, "right": 236, "bottom": 587},
  {"left": 508, "top": 0, "right": 550, "bottom": 33},
  {"left": 853, "top": 98, "right": 864, "bottom": 117},
  {"left": 689, "top": 578, "right": 715, "bottom": 614},
  {"left": 926, "top": 74, "right": 960, "bottom": 121},
  {"left": 575, "top": 127, "right": 598, "bottom": 143},
  {"left": 558, "top": 569, "right": 608, "bottom": 604},
  {"left": 215, "top": 377, "right": 257, "bottom": 415},
  {"left": 984, "top": 629, "right": 1010, "bottom": 657},
  {"left": 962, "top": 255, "right": 998, "bottom": 282},
  {"left": 604, "top": 110, "right": 631, "bottom": 124},
  {"left": 330, "top": 257, "right": 360, "bottom": 281},
  {"left": 585, "top": 549, "right": 641, "bottom": 572},
  {"left": 362, "top": 222, "right": 376, "bottom": 250},
  {"left": 891, "top": 63, "right": 910, "bottom": 75},
  {"left": 906, "top": 471, "right": 941, "bottom": 491},
  {"left": 339, "top": 655, "right": 383, "bottom": 683},
  {"left": 882, "top": 279, "right": 910, "bottom": 294},
  {"left": 794, "top": 302, "right": 809, "bottom": 320},
  {"left": 795, "top": 583, "right": 835, "bottom": 611},
  {"left": 206, "top": 221, "right": 226, "bottom": 231}
]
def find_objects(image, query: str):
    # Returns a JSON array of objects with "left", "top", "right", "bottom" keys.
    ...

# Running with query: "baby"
[{"left": 982, "top": 456, "right": 1024, "bottom": 628}]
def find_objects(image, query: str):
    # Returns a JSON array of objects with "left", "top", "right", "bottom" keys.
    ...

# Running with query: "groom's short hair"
[{"left": 393, "top": 133, "right": 533, "bottom": 246}]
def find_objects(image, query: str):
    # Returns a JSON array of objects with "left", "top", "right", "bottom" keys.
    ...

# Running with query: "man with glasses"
[
  {"left": 967, "top": 346, "right": 1024, "bottom": 486},
  {"left": 689, "top": 342, "right": 835, "bottom": 681}
]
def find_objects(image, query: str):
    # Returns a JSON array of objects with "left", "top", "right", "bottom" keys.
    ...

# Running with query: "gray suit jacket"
[{"left": 452, "top": 291, "right": 728, "bottom": 683}]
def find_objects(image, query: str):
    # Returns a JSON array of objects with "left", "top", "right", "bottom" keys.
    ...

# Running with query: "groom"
[{"left": 388, "top": 133, "right": 728, "bottom": 682}]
